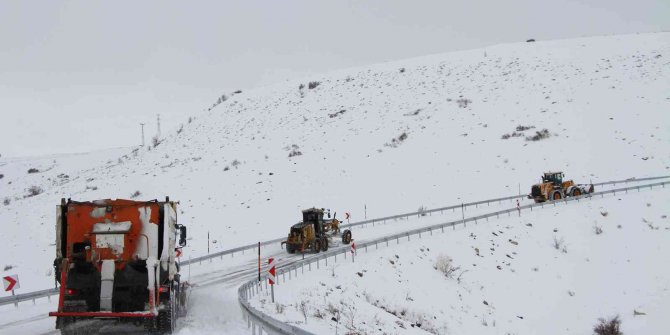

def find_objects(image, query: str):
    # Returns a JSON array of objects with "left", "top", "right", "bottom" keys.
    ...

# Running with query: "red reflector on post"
[
  {"left": 158, "top": 286, "right": 169, "bottom": 293},
  {"left": 66, "top": 288, "right": 77, "bottom": 295}
]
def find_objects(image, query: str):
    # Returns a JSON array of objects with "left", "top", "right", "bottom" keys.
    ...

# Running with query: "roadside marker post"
[
  {"left": 3, "top": 275, "right": 19, "bottom": 307},
  {"left": 351, "top": 241, "right": 356, "bottom": 263},
  {"left": 268, "top": 258, "right": 276, "bottom": 303}
]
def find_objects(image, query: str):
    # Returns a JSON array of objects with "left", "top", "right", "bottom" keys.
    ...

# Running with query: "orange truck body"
[{"left": 49, "top": 198, "right": 187, "bottom": 334}]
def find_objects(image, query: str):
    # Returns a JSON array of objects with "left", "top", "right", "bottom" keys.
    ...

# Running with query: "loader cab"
[
  {"left": 302, "top": 208, "right": 325, "bottom": 236},
  {"left": 542, "top": 172, "right": 564, "bottom": 186}
]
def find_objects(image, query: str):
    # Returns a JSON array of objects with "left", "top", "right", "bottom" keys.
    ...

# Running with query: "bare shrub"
[
  {"left": 434, "top": 254, "right": 460, "bottom": 278},
  {"left": 308, "top": 81, "right": 321, "bottom": 89},
  {"left": 26, "top": 185, "right": 43, "bottom": 197},
  {"left": 326, "top": 303, "right": 340, "bottom": 322},
  {"left": 593, "top": 316, "right": 622, "bottom": 335},
  {"left": 288, "top": 145, "right": 302, "bottom": 157},
  {"left": 130, "top": 190, "right": 141, "bottom": 198},
  {"left": 526, "top": 129, "right": 551, "bottom": 141},
  {"left": 342, "top": 302, "right": 357, "bottom": 330},
  {"left": 299, "top": 300, "right": 309, "bottom": 324},
  {"left": 177, "top": 124, "right": 183, "bottom": 134},
  {"left": 594, "top": 224, "right": 603, "bottom": 235},
  {"left": 456, "top": 98, "right": 472, "bottom": 108},
  {"left": 516, "top": 125, "right": 535, "bottom": 131},
  {"left": 298, "top": 83, "right": 305, "bottom": 90},
  {"left": 231, "top": 159, "right": 241, "bottom": 168},
  {"left": 399, "top": 67, "right": 406, "bottom": 73},
  {"left": 188, "top": 116, "right": 193, "bottom": 124},
  {"left": 418, "top": 206, "right": 427, "bottom": 216},
  {"left": 275, "top": 303, "right": 285, "bottom": 314},
  {"left": 385, "top": 132, "right": 408, "bottom": 148},
  {"left": 3, "top": 198, "right": 10, "bottom": 206},
  {"left": 328, "top": 110, "right": 346, "bottom": 118},
  {"left": 233, "top": 90, "right": 242, "bottom": 94},
  {"left": 313, "top": 308, "right": 325, "bottom": 319},
  {"left": 552, "top": 236, "right": 565, "bottom": 250},
  {"left": 27, "top": 168, "right": 40, "bottom": 174},
  {"left": 0, "top": 173, "right": 4, "bottom": 179}
]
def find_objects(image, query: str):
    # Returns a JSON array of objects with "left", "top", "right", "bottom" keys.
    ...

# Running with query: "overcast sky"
[{"left": 0, "top": 0, "right": 668, "bottom": 158}]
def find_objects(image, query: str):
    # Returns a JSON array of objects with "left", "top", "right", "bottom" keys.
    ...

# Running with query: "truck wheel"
[
  {"left": 287, "top": 245, "right": 295, "bottom": 254},
  {"left": 552, "top": 192, "right": 562, "bottom": 200},
  {"left": 157, "top": 291, "right": 176, "bottom": 334},
  {"left": 571, "top": 188, "right": 581, "bottom": 196},
  {"left": 320, "top": 237, "right": 328, "bottom": 252},
  {"left": 342, "top": 230, "right": 352, "bottom": 244}
]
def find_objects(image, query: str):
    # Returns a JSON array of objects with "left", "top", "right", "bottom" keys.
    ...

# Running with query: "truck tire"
[
  {"left": 571, "top": 188, "right": 581, "bottom": 196},
  {"left": 157, "top": 290, "right": 176, "bottom": 334},
  {"left": 552, "top": 191, "right": 562, "bottom": 200},
  {"left": 342, "top": 230, "right": 352, "bottom": 244},
  {"left": 320, "top": 237, "right": 328, "bottom": 252},
  {"left": 286, "top": 245, "right": 295, "bottom": 254}
]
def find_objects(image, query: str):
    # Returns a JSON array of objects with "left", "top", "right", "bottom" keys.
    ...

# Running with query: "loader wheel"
[
  {"left": 342, "top": 230, "right": 352, "bottom": 244},
  {"left": 286, "top": 245, "right": 295, "bottom": 254},
  {"left": 572, "top": 188, "right": 581, "bottom": 197},
  {"left": 313, "top": 239, "right": 321, "bottom": 253},
  {"left": 320, "top": 237, "right": 329, "bottom": 252},
  {"left": 552, "top": 192, "right": 562, "bottom": 200}
]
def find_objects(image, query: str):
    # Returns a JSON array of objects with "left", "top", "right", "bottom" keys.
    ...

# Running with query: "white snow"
[
  {"left": 0, "top": 32, "right": 668, "bottom": 334},
  {"left": 252, "top": 188, "right": 670, "bottom": 334},
  {"left": 92, "top": 221, "right": 132, "bottom": 234},
  {"left": 137, "top": 206, "right": 157, "bottom": 260}
]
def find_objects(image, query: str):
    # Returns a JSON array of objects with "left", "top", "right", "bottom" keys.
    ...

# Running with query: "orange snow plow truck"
[{"left": 49, "top": 198, "right": 188, "bottom": 334}]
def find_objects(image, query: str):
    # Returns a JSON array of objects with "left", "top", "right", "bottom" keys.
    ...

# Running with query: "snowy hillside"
[
  {"left": 1, "top": 32, "right": 668, "bottom": 293},
  {"left": 251, "top": 188, "right": 670, "bottom": 334}
]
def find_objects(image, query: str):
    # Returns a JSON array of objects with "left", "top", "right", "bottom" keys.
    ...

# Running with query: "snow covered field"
[
  {"left": 251, "top": 188, "right": 670, "bottom": 334},
  {"left": 0, "top": 32, "right": 668, "bottom": 334}
]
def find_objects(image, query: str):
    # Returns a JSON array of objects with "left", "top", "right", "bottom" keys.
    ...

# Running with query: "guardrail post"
[
  {"left": 325, "top": 256, "right": 328, "bottom": 266},
  {"left": 317, "top": 259, "right": 320, "bottom": 269},
  {"left": 407, "top": 233, "right": 410, "bottom": 241},
  {"left": 282, "top": 269, "right": 285, "bottom": 282}
]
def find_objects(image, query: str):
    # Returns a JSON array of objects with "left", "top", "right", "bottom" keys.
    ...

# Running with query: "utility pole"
[
  {"left": 139, "top": 123, "right": 145, "bottom": 146},
  {"left": 156, "top": 114, "right": 161, "bottom": 139}
]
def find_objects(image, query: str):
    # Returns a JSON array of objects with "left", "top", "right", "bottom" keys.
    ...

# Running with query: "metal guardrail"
[
  {"left": 184, "top": 175, "right": 670, "bottom": 265},
  {"left": 2, "top": 175, "right": 668, "bottom": 307},
  {"left": 239, "top": 284, "right": 315, "bottom": 335},
  {"left": 238, "top": 180, "right": 667, "bottom": 334},
  {"left": 0, "top": 287, "right": 58, "bottom": 307}
]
